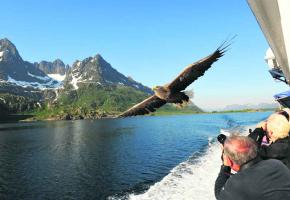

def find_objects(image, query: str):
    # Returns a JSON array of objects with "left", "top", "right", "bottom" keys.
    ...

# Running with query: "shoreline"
[{"left": 0, "top": 109, "right": 275, "bottom": 123}]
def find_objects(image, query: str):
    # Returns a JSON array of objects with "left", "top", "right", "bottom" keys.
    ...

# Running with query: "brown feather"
[
  {"left": 118, "top": 43, "right": 229, "bottom": 118},
  {"left": 118, "top": 95, "right": 166, "bottom": 117},
  {"left": 167, "top": 47, "right": 226, "bottom": 93}
]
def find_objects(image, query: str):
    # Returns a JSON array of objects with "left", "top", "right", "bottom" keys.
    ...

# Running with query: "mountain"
[
  {"left": 222, "top": 102, "right": 279, "bottom": 111},
  {"left": 36, "top": 55, "right": 202, "bottom": 120},
  {"left": 0, "top": 38, "right": 154, "bottom": 117},
  {"left": 0, "top": 38, "right": 202, "bottom": 119},
  {"left": 0, "top": 38, "right": 69, "bottom": 114},
  {"left": 0, "top": 38, "right": 61, "bottom": 89},
  {"left": 0, "top": 38, "right": 152, "bottom": 94},
  {"left": 34, "top": 59, "right": 69, "bottom": 76},
  {"left": 39, "top": 54, "right": 155, "bottom": 119},
  {"left": 152, "top": 103, "right": 203, "bottom": 115},
  {"left": 0, "top": 38, "right": 22, "bottom": 63},
  {"left": 63, "top": 54, "right": 152, "bottom": 94}
]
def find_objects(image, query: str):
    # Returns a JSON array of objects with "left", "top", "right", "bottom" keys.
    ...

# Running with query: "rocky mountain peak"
[
  {"left": 0, "top": 38, "right": 61, "bottom": 89},
  {"left": 53, "top": 59, "right": 65, "bottom": 67},
  {"left": 35, "top": 59, "right": 68, "bottom": 75},
  {"left": 0, "top": 38, "right": 22, "bottom": 63},
  {"left": 93, "top": 53, "right": 103, "bottom": 60},
  {"left": 64, "top": 54, "right": 153, "bottom": 94}
]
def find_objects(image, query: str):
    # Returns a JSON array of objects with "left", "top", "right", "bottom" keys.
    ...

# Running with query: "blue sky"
[{"left": 1, "top": 0, "right": 289, "bottom": 110}]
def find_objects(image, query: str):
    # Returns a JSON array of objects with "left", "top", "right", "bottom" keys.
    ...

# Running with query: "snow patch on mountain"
[
  {"left": 70, "top": 73, "right": 82, "bottom": 90},
  {"left": 0, "top": 51, "right": 3, "bottom": 61},
  {"left": 27, "top": 72, "right": 51, "bottom": 81},
  {"left": 134, "top": 84, "right": 140, "bottom": 89},
  {"left": 90, "top": 58, "right": 96, "bottom": 63},
  {"left": 47, "top": 73, "right": 66, "bottom": 81},
  {"left": 0, "top": 97, "right": 6, "bottom": 103},
  {"left": 7, "top": 76, "right": 61, "bottom": 90}
]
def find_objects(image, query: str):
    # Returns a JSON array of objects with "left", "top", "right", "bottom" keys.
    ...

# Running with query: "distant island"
[{"left": 209, "top": 108, "right": 277, "bottom": 114}]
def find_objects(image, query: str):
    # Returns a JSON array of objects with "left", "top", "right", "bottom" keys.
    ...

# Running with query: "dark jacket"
[
  {"left": 215, "top": 158, "right": 290, "bottom": 200},
  {"left": 248, "top": 127, "right": 290, "bottom": 169},
  {"left": 259, "top": 137, "right": 290, "bottom": 169}
]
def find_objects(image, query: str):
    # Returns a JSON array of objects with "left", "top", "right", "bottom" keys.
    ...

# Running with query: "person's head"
[
  {"left": 277, "top": 109, "right": 290, "bottom": 121},
  {"left": 223, "top": 135, "right": 258, "bottom": 171},
  {"left": 266, "top": 113, "right": 290, "bottom": 142},
  {"left": 281, "top": 108, "right": 290, "bottom": 122}
]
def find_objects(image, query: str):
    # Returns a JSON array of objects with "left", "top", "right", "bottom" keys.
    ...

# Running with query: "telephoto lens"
[{"left": 217, "top": 134, "right": 227, "bottom": 145}]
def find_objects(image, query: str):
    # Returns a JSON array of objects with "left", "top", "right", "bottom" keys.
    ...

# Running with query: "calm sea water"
[{"left": 0, "top": 112, "right": 271, "bottom": 200}]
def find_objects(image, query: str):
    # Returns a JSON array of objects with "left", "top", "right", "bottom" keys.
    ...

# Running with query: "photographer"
[
  {"left": 249, "top": 113, "right": 290, "bottom": 169},
  {"left": 214, "top": 135, "right": 290, "bottom": 200}
]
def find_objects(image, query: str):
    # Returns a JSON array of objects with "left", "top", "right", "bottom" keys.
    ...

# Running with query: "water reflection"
[{"left": 0, "top": 112, "right": 272, "bottom": 199}]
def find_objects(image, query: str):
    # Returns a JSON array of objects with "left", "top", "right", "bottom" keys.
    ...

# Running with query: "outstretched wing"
[
  {"left": 118, "top": 95, "right": 166, "bottom": 117},
  {"left": 167, "top": 46, "right": 227, "bottom": 93}
]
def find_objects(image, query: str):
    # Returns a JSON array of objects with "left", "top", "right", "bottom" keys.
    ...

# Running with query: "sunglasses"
[{"left": 278, "top": 110, "right": 290, "bottom": 121}]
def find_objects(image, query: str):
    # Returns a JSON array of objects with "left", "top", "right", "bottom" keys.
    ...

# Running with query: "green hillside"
[
  {"left": 31, "top": 84, "right": 149, "bottom": 120},
  {"left": 0, "top": 93, "right": 39, "bottom": 113},
  {"left": 28, "top": 84, "right": 202, "bottom": 120},
  {"left": 152, "top": 103, "right": 203, "bottom": 116}
]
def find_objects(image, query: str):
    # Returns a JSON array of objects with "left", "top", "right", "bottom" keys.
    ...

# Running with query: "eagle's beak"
[{"left": 152, "top": 86, "right": 157, "bottom": 91}]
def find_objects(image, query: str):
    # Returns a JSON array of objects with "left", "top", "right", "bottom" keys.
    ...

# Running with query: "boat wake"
[
  {"left": 109, "top": 126, "right": 253, "bottom": 200},
  {"left": 127, "top": 138, "right": 221, "bottom": 200}
]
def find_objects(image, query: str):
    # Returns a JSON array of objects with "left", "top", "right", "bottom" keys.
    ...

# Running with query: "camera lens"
[{"left": 217, "top": 134, "right": 227, "bottom": 145}]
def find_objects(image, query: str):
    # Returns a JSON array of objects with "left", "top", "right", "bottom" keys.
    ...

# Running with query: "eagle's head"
[{"left": 152, "top": 86, "right": 161, "bottom": 91}]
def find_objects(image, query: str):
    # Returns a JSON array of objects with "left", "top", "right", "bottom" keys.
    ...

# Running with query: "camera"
[
  {"left": 217, "top": 134, "right": 227, "bottom": 162},
  {"left": 248, "top": 128, "right": 267, "bottom": 146},
  {"left": 217, "top": 134, "right": 227, "bottom": 145}
]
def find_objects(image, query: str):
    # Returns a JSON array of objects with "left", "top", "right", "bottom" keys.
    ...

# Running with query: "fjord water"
[{"left": 0, "top": 112, "right": 271, "bottom": 200}]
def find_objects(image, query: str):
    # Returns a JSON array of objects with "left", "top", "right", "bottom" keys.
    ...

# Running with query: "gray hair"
[{"left": 224, "top": 135, "right": 258, "bottom": 166}]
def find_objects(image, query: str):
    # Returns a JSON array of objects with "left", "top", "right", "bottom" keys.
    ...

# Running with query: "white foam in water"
[
  {"left": 107, "top": 126, "right": 256, "bottom": 200},
  {"left": 126, "top": 127, "right": 254, "bottom": 200},
  {"left": 128, "top": 140, "right": 221, "bottom": 200}
]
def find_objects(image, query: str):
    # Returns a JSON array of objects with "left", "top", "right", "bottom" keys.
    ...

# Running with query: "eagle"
[{"left": 118, "top": 44, "right": 228, "bottom": 117}]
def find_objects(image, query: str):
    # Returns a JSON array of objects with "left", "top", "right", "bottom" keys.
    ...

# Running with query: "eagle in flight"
[{"left": 119, "top": 44, "right": 228, "bottom": 117}]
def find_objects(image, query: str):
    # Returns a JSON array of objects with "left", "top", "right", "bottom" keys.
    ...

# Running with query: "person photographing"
[
  {"left": 249, "top": 113, "right": 290, "bottom": 169},
  {"left": 215, "top": 134, "right": 290, "bottom": 200}
]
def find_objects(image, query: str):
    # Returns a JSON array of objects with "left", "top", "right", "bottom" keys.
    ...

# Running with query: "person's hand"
[
  {"left": 256, "top": 121, "right": 267, "bottom": 131},
  {"left": 248, "top": 127, "right": 266, "bottom": 147},
  {"left": 220, "top": 146, "right": 230, "bottom": 166},
  {"left": 222, "top": 153, "right": 230, "bottom": 166},
  {"left": 220, "top": 145, "right": 224, "bottom": 161}
]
